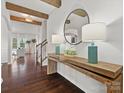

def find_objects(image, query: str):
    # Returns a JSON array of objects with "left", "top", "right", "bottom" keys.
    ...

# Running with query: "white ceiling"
[
  {"left": 5, "top": 0, "right": 57, "bottom": 21},
  {"left": 80, "top": 0, "right": 123, "bottom": 25},
  {"left": 6, "top": 0, "right": 122, "bottom": 25}
]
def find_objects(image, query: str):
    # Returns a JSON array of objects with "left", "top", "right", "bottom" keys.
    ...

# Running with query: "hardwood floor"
[{"left": 1, "top": 54, "right": 85, "bottom": 93}]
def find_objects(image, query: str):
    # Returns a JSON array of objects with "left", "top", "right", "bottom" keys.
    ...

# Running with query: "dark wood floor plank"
[{"left": 2, "top": 54, "right": 85, "bottom": 93}]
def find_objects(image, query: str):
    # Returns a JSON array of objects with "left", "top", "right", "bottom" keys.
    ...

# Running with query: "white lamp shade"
[
  {"left": 52, "top": 34, "right": 64, "bottom": 44},
  {"left": 82, "top": 23, "right": 106, "bottom": 42}
]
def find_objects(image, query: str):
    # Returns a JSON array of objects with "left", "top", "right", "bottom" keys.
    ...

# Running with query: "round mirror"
[{"left": 64, "top": 9, "right": 90, "bottom": 45}]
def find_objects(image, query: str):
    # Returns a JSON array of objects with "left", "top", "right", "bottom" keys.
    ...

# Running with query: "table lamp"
[
  {"left": 82, "top": 23, "right": 106, "bottom": 64},
  {"left": 52, "top": 34, "right": 64, "bottom": 55}
]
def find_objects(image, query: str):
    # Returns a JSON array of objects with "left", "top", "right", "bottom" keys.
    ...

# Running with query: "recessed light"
[
  {"left": 25, "top": 18, "right": 32, "bottom": 22},
  {"left": 21, "top": 13, "right": 29, "bottom": 17}
]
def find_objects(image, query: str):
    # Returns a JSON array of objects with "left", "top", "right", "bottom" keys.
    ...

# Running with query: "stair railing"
[{"left": 36, "top": 39, "right": 48, "bottom": 66}]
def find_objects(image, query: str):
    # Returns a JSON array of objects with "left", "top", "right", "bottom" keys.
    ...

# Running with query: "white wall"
[
  {"left": 10, "top": 20, "right": 47, "bottom": 43},
  {"left": 47, "top": 0, "right": 123, "bottom": 92},
  {"left": 11, "top": 21, "right": 41, "bottom": 35},
  {"left": 1, "top": 0, "right": 11, "bottom": 63},
  {"left": 1, "top": 16, "right": 9, "bottom": 63}
]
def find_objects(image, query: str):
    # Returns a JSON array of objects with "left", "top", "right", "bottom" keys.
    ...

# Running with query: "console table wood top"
[
  {"left": 48, "top": 53, "right": 122, "bottom": 79},
  {"left": 47, "top": 53, "right": 123, "bottom": 93}
]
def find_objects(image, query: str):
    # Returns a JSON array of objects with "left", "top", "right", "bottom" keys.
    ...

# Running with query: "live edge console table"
[{"left": 47, "top": 53, "right": 123, "bottom": 93}]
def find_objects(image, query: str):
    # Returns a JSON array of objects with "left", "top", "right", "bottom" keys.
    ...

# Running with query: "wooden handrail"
[
  {"left": 41, "top": 41, "right": 48, "bottom": 47},
  {"left": 36, "top": 39, "right": 47, "bottom": 47},
  {"left": 42, "top": 57, "right": 48, "bottom": 62}
]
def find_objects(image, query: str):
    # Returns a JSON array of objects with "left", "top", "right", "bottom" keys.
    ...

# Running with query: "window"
[
  {"left": 20, "top": 39, "right": 25, "bottom": 48},
  {"left": 12, "top": 38, "right": 17, "bottom": 49}
]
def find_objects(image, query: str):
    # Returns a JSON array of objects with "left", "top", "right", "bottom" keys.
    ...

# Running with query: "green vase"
[
  {"left": 55, "top": 45, "right": 60, "bottom": 55},
  {"left": 88, "top": 45, "right": 98, "bottom": 64}
]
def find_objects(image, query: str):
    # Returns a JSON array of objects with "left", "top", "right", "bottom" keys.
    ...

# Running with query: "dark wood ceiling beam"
[
  {"left": 41, "top": 0, "right": 61, "bottom": 8},
  {"left": 10, "top": 15, "right": 42, "bottom": 25},
  {"left": 6, "top": 2, "right": 49, "bottom": 19}
]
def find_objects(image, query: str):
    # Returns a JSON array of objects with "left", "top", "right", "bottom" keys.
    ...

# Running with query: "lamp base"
[
  {"left": 88, "top": 45, "right": 98, "bottom": 64},
  {"left": 55, "top": 45, "right": 60, "bottom": 55}
]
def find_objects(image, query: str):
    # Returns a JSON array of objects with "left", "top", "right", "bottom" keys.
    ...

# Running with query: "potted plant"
[
  {"left": 32, "top": 39, "right": 36, "bottom": 43},
  {"left": 26, "top": 40, "right": 31, "bottom": 44}
]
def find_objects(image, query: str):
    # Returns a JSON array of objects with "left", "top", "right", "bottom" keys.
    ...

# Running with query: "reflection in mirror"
[{"left": 64, "top": 9, "right": 89, "bottom": 45}]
